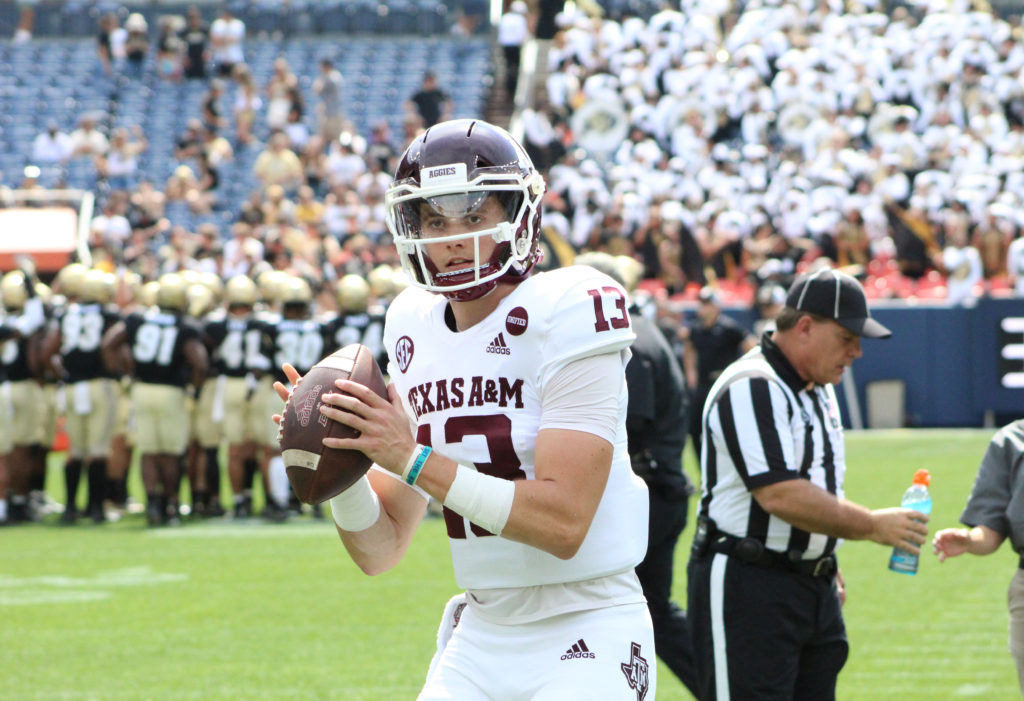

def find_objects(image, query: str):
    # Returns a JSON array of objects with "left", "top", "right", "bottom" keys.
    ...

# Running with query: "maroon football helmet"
[{"left": 385, "top": 119, "right": 545, "bottom": 301}]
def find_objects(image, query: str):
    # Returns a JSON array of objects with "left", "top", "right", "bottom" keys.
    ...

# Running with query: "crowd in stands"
[
  {"left": 3, "top": 0, "right": 1024, "bottom": 313},
  {"left": 520, "top": 0, "right": 1024, "bottom": 304}
]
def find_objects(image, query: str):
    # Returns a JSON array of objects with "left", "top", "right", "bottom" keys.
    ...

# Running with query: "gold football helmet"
[
  {"left": 55, "top": 262, "right": 89, "bottom": 300},
  {"left": 225, "top": 275, "right": 259, "bottom": 307},
  {"left": 337, "top": 274, "right": 370, "bottom": 313},
  {"left": 156, "top": 273, "right": 189, "bottom": 312},
  {"left": 279, "top": 277, "right": 313, "bottom": 305},
  {"left": 81, "top": 269, "right": 116, "bottom": 304},
  {"left": 1, "top": 271, "right": 28, "bottom": 311},
  {"left": 138, "top": 280, "right": 160, "bottom": 308}
]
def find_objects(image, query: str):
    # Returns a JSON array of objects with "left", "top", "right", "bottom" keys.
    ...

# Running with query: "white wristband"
[
  {"left": 329, "top": 475, "right": 380, "bottom": 532},
  {"left": 443, "top": 465, "right": 515, "bottom": 536}
]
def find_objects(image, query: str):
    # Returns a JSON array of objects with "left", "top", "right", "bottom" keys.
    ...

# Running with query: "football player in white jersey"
[{"left": 275, "top": 119, "right": 654, "bottom": 700}]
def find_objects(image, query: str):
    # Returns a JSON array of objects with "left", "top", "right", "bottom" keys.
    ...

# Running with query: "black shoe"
[
  {"left": 165, "top": 501, "right": 181, "bottom": 526},
  {"left": 88, "top": 504, "right": 106, "bottom": 524},
  {"left": 205, "top": 501, "right": 226, "bottom": 518},
  {"left": 232, "top": 500, "right": 250, "bottom": 520},
  {"left": 263, "top": 502, "right": 288, "bottom": 523},
  {"left": 60, "top": 506, "right": 79, "bottom": 525},
  {"left": 146, "top": 501, "right": 163, "bottom": 527},
  {"left": 9, "top": 501, "right": 29, "bottom": 523}
]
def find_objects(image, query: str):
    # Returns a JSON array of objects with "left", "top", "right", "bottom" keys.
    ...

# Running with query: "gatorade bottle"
[{"left": 888, "top": 469, "right": 932, "bottom": 575}]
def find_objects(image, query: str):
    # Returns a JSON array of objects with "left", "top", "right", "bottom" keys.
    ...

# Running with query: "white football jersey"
[{"left": 384, "top": 266, "right": 649, "bottom": 589}]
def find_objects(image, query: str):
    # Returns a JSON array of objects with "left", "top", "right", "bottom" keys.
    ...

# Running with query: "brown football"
[{"left": 279, "top": 343, "right": 388, "bottom": 505}]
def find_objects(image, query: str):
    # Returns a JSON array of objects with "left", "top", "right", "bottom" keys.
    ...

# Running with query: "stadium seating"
[
  {"left": 0, "top": 0, "right": 466, "bottom": 39},
  {"left": 0, "top": 35, "right": 492, "bottom": 219}
]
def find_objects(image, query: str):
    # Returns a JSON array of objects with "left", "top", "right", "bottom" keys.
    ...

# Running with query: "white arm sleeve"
[{"left": 538, "top": 350, "right": 627, "bottom": 442}]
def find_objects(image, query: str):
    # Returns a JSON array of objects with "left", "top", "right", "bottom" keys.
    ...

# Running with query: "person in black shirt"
[
  {"left": 0, "top": 269, "right": 48, "bottom": 523},
  {"left": 96, "top": 12, "right": 120, "bottom": 75},
  {"left": 201, "top": 79, "right": 227, "bottom": 133},
  {"left": 409, "top": 72, "right": 452, "bottom": 129},
  {"left": 259, "top": 277, "right": 327, "bottom": 519},
  {"left": 681, "top": 287, "right": 757, "bottom": 459},
  {"left": 41, "top": 270, "right": 122, "bottom": 523},
  {"left": 202, "top": 275, "right": 268, "bottom": 519},
  {"left": 366, "top": 121, "right": 397, "bottom": 173},
  {"left": 180, "top": 5, "right": 209, "bottom": 80},
  {"left": 575, "top": 252, "right": 699, "bottom": 697},
  {"left": 321, "top": 274, "right": 387, "bottom": 372},
  {"left": 123, "top": 13, "right": 149, "bottom": 79},
  {"left": 102, "top": 273, "right": 208, "bottom": 526},
  {"left": 174, "top": 119, "right": 205, "bottom": 163},
  {"left": 155, "top": 17, "right": 184, "bottom": 81}
]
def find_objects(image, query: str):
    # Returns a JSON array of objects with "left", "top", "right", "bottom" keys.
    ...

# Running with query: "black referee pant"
[
  {"left": 635, "top": 488, "right": 698, "bottom": 697},
  {"left": 686, "top": 553, "right": 848, "bottom": 701}
]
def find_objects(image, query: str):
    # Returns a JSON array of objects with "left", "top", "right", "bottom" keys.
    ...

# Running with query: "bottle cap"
[{"left": 912, "top": 469, "right": 930, "bottom": 486}]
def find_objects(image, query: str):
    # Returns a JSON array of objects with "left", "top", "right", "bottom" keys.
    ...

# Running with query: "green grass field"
[{"left": 1, "top": 429, "right": 1019, "bottom": 700}]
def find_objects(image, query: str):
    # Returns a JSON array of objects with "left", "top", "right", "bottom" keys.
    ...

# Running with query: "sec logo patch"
[
  {"left": 395, "top": 336, "right": 414, "bottom": 373},
  {"left": 505, "top": 307, "right": 529, "bottom": 336}
]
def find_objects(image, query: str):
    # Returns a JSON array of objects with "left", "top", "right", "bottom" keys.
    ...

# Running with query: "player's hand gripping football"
[
  {"left": 319, "top": 377, "right": 416, "bottom": 475},
  {"left": 273, "top": 362, "right": 417, "bottom": 475}
]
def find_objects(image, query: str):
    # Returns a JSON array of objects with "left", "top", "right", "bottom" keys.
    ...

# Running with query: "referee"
[{"left": 686, "top": 267, "right": 930, "bottom": 700}]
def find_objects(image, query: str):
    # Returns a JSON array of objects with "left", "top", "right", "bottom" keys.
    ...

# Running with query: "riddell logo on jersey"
[
  {"left": 486, "top": 333, "right": 510, "bottom": 355},
  {"left": 561, "top": 639, "right": 595, "bottom": 660}
]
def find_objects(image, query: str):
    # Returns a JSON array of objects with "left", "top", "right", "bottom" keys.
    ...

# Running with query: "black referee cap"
[{"left": 786, "top": 268, "right": 891, "bottom": 339}]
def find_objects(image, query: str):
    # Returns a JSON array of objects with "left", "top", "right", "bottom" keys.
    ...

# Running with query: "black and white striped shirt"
[{"left": 698, "top": 335, "right": 845, "bottom": 560}]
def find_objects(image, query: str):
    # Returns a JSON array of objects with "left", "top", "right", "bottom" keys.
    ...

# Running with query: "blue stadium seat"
[
  {"left": 417, "top": 0, "right": 449, "bottom": 35},
  {"left": 0, "top": 35, "right": 493, "bottom": 197},
  {"left": 313, "top": 1, "right": 351, "bottom": 34},
  {"left": 347, "top": 0, "right": 380, "bottom": 35},
  {"left": 383, "top": 0, "right": 417, "bottom": 34}
]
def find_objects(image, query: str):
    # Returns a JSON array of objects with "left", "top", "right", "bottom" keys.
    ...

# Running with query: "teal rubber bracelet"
[{"left": 405, "top": 446, "right": 432, "bottom": 486}]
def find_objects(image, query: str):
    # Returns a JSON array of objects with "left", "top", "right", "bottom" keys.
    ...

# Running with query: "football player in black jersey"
[
  {"left": 105, "top": 271, "right": 144, "bottom": 517},
  {"left": 259, "top": 276, "right": 326, "bottom": 520},
  {"left": 41, "top": 269, "right": 122, "bottom": 523},
  {"left": 30, "top": 279, "right": 62, "bottom": 521},
  {"left": 185, "top": 279, "right": 225, "bottom": 517},
  {"left": 204, "top": 275, "right": 268, "bottom": 519},
  {"left": 321, "top": 273, "right": 387, "bottom": 372},
  {"left": 0, "top": 267, "right": 48, "bottom": 523},
  {"left": 102, "top": 273, "right": 208, "bottom": 526}
]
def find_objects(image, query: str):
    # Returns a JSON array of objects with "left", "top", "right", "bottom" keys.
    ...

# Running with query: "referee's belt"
[{"left": 707, "top": 533, "right": 838, "bottom": 578}]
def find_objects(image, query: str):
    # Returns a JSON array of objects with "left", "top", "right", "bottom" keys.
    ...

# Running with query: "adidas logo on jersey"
[
  {"left": 560, "top": 638, "right": 595, "bottom": 660},
  {"left": 486, "top": 333, "right": 510, "bottom": 355}
]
